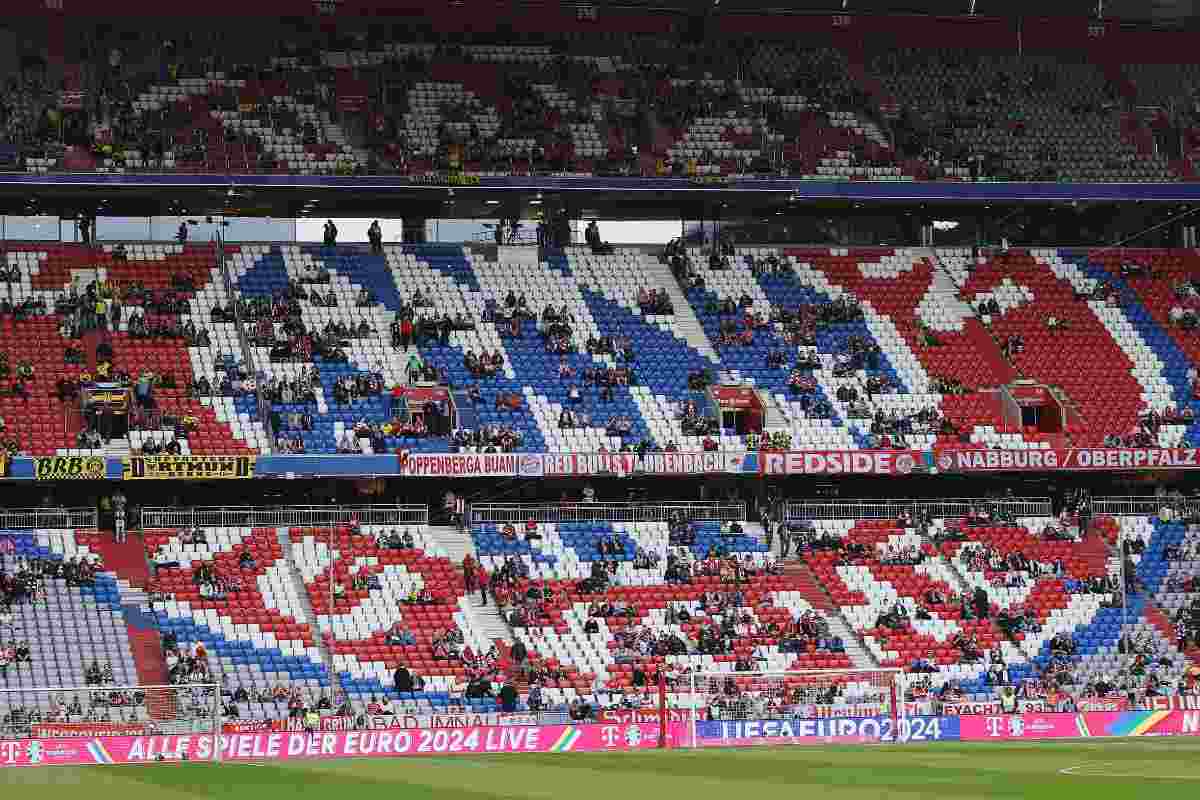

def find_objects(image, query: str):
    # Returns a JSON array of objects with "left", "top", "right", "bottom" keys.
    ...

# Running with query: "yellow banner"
[
  {"left": 34, "top": 456, "right": 106, "bottom": 481},
  {"left": 123, "top": 455, "right": 256, "bottom": 480}
]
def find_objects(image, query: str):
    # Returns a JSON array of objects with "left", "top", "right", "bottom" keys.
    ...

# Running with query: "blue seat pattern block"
[
  {"left": 581, "top": 289, "right": 714, "bottom": 446},
  {"left": 236, "top": 246, "right": 448, "bottom": 454},
  {"left": 1136, "top": 518, "right": 1185, "bottom": 596},
  {"left": 684, "top": 521, "right": 769, "bottom": 559},
  {"left": 491, "top": 315, "right": 653, "bottom": 449},
  {"left": 156, "top": 612, "right": 331, "bottom": 687},
  {"left": 468, "top": 520, "right": 767, "bottom": 573},
  {"left": 684, "top": 284, "right": 865, "bottom": 445},
  {"left": 755, "top": 268, "right": 908, "bottom": 393},
  {"left": 6, "top": 535, "right": 125, "bottom": 610},
  {"left": 303, "top": 244, "right": 406, "bottom": 312},
  {"left": 401, "top": 244, "right": 482, "bottom": 292},
  {"left": 471, "top": 523, "right": 560, "bottom": 565},
  {"left": 336, "top": 672, "right": 519, "bottom": 711},
  {"left": 396, "top": 248, "right": 548, "bottom": 454}
]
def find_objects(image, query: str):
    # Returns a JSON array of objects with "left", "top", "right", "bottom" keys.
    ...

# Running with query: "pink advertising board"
[
  {"left": 959, "top": 710, "right": 1200, "bottom": 741},
  {"left": 0, "top": 722, "right": 694, "bottom": 768}
]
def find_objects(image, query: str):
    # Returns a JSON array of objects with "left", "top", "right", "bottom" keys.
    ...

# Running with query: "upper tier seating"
[
  {"left": 6, "top": 240, "right": 1200, "bottom": 456},
  {"left": 874, "top": 50, "right": 1171, "bottom": 182},
  {"left": 0, "top": 242, "right": 263, "bottom": 456},
  {"left": 953, "top": 248, "right": 1197, "bottom": 448},
  {"left": 11, "top": 24, "right": 1200, "bottom": 180}
]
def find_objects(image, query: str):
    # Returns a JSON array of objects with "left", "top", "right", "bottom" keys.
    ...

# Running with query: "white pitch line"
[{"left": 1059, "top": 762, "right": 1200, "bottom": 780}]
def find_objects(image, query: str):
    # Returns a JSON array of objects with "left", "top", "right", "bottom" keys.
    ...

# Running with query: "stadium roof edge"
[{"left": 6, "top": 174, "right": 1200, "bottom": 202}]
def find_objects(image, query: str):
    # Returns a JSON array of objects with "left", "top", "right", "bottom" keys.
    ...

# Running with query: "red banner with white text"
[
  {"left": 223, "top": 716, "right": 354, "bottom": 734},
  {"left": 935, "top": 447, "right": 1200, "bottom": 473},
  {"left": 760, "top": 450, "right": 923, "bottom": 476}
]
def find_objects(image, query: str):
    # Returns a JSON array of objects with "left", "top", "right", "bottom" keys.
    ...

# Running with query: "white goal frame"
[
  {"left": 686, "top": 668, "right": 904, "bottom": 748},
  {"left": 0, "top": 683, "right": 222, "bottom": 763}
]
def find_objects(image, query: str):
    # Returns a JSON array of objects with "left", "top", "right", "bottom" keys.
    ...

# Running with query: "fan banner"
[
  {"left": 760, "top": 450, "right": 924, "bottom": 476},
  {"left": 123, "top": 455, "right": 257, "bottom": 480},
  {"left": 398, "top": 452, "right": 545, "bottom": 478},
  {"left": 33, "top": 456, "right": 106, "bottom": 481},
  {"left": 934, "top": 447, "right": 1200, "bottom": 473}
]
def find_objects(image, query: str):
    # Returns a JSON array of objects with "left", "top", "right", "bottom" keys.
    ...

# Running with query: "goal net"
[
  {"left": 687, "top": 669, "right": 905, "bottom": 747},
  {"left": 0, "top": 684, "right": 221, "bottom": 760}
]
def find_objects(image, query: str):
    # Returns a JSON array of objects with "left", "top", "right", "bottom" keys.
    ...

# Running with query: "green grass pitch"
[{"left": 3, "top": 739, "right": 1198, "bottom": 799}]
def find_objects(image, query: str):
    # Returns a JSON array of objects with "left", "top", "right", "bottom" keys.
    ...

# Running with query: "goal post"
[
  {"left": 0, "top": 684, "right": 222, "bottom": 763},
  {"left": 686, "top": 668, "right": 906, "bottom": 748}
]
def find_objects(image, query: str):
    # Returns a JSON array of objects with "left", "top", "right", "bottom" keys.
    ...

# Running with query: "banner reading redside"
[{"left": 760, "top": 450, "right": 922, "bottom": 476}]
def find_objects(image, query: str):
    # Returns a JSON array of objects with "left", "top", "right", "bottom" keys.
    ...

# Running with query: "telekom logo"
[
  {"left": 600, "top": 726, "right": 621, "bottom": 746},
  {"left": 0, "top": 741, "right": 21, "bottom": 764},
  {"left": 983, "top": 716, "right": 1025, "bottom": 737}
]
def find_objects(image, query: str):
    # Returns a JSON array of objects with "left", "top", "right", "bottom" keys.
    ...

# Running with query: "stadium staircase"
[
  {"left": 643, "top": 254, "right": 720, "bottom": 362},
  {"left": 1077, "top": 531, "right": 1114, "bottom": 577},
  {"left": 89, "top": 533, "right": 152, "bottom": 590},
  {"left": 783, "top": 560, "right": 879, "bottom": 669},
  {"left": 929, "top": 254, "right": 1019, "bottom": 385},
  {"left": 275, "top": 527, "right": 344, "bottom": 697},
  {"left": 89, "top": 532, "right": 171, "bottom": 689},
  {"left": 430, "top": 524, "right": 514, "bottom": 649},
  {"left": 939, "top": 554, "right": 975, "bottom": 598},
  {"left": 1144, "top": 602, "right": 1200, "bottom": 666}
]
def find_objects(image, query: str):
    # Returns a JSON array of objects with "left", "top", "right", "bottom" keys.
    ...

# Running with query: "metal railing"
[
  {"left": 468, "top": 501, "right": 746, "bottom": 524},
  {"left": 1092, "top": 496, "right": 1200, "bottom": 517},
  {"left": 0, "top": 507, "right": 97, "bottom": 530},
  {"left": 141, "top": 505, "right": 428, "bottom": 530},
  {"left": 784, "top": 497, "right": 1052, "bottom": 521}
]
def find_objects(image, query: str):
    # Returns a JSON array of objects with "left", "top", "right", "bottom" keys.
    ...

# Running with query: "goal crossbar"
[
  {"left": 0, "top": 683, "right": 222, "bottom": 762},
  {"left": 686, "top": 668, "right": 904, "bottom": 748}
]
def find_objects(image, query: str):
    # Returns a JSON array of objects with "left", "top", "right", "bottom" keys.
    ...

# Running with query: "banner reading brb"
[
  {"left": 34, "top": 456, "right": 106, "bottom": 481},
  {"left": 123, "top": 455, "right": 256, "bottom": 480}
]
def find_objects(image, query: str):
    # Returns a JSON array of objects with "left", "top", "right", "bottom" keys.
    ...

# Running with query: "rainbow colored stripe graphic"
[
  {"left": 1101, "top": 711, "right": 1173, "bottom": 737},
  {"left": 550, "top": 727, "right": 582, "bottom": 752},
  {"left": 86, "top": 739, "right": 115, "bottom": 765}
]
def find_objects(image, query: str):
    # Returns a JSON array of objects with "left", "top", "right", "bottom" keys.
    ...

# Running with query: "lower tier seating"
[{"left": 0, "top": 530, "right": 143, "bottom": 728}]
